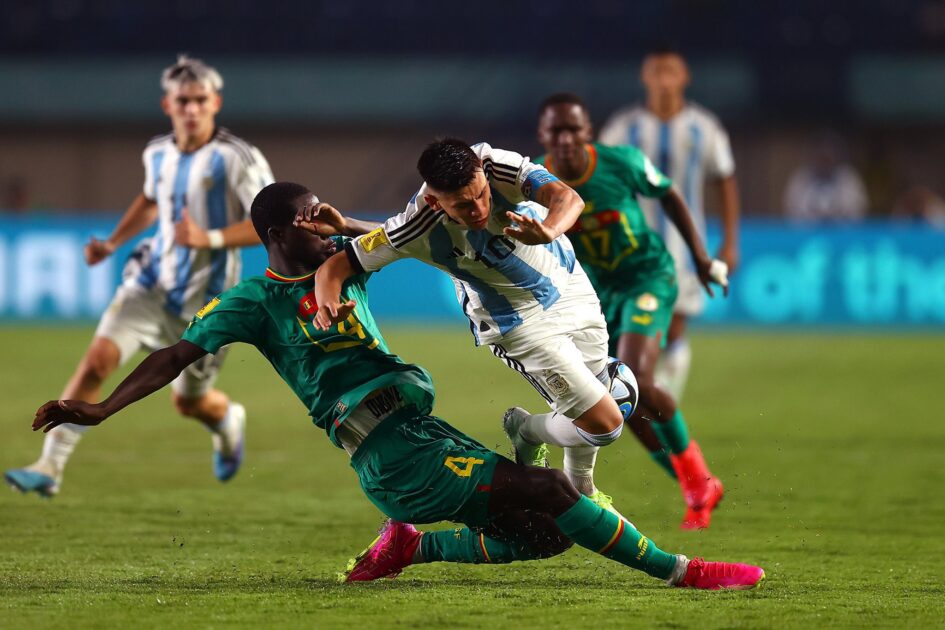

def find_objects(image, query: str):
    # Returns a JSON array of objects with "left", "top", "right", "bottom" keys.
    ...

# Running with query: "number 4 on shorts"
[{"left": 444, "top": 456, "right": 484, "bottom": 477}]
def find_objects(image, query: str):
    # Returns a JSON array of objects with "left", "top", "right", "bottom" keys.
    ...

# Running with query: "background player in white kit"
[
  {"left": 599, "top": 45, "right": 741, "bottom": 401},
  {"left": 310, "top": 138, "right": 632, "bottom": 512},
  {"left": 5, "top": 56, "right": 274, "bottom": 497}
]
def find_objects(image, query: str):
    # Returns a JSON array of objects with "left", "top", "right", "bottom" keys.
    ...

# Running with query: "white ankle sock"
[
  {"left": 564, "top": 445, "right": 599, "bottom": 495},
  {"left": 38, "top": 424, "right": 85, "bottom": 477}
]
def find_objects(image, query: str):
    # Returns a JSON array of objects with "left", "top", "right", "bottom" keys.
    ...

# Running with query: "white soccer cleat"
[
  {"left": 212, "top": 402, "right": 246, "bottom": 482},
  {"left": 502, "top": 407, "right": 549, "bottom": 467}
]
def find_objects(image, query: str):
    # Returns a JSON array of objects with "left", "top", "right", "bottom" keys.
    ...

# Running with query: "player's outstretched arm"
[
  {"left": 294, "top": 201, "right": 380, "bottom": 237},
  {"left": 174, "top": 214, "right": 261, "bottom": 249},
  {"left": 659, "top": 188, "right": 728, "bottom": 297},
  {"left": 715, "top": 174, "right": 741, "bottom": 273},
  {"left": 32, "top": 340, "right": 208, "bottom": 433},
  {"left": 85, "top": 193, "right": 158, "bottom": 265},
  {"left": 506, "top": 180, "right": 583, "bottom": 245},
  {"left": 312, "top": 251, "right": 358, "bottom": 330}
]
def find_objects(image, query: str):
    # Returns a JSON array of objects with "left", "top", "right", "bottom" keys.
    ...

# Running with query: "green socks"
[
  {"left": 651, "top": 409, "right": 691, "bottom": 455},
  {"left": 649, "top": 449, "right": 678, "bottom": 479},
  {"left": 418, "top": 527, "right": 546, "bottom": 564},
  {"left": 554, "top": 495, "right": 677, "bottom": 580}
]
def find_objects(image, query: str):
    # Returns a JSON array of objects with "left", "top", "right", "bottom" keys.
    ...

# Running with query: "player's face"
[
  {"left": 276, "top": 193, "right": 338, "bottom": 267},
  {"left": 537, "top": 103, "right": 593, "bottom": 165},
  {"left": 161, "top": 81, "right": 222, "bottom": 144},
  {"left": 425, "top": 170, "right": 492, "bottom": 230},
  {"left": 641, "top": 53, "right": 690, "bottom": 100}
]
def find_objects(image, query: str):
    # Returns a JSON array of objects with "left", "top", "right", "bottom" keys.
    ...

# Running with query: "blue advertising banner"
[{"left": 0, "top": 215, "right": 943, "bottom": 328}]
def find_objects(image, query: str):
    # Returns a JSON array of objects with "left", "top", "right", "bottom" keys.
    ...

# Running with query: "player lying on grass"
[
  {"left": 30, "top": 181, "right": 764, "bottom": 590},
  {"left": 311, "top": 138, "right": 727, "bottom": 524},
  {"left": 535, "top": 93, "right": 728, "bottom": 529}
]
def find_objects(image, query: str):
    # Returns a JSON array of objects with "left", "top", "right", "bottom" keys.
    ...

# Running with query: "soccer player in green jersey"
[
  {"left": 535, "top": 93, "right": 729, "bottom": 529},
  {"left": 30, "top": 181, "right": 763, "bottom": 590}
]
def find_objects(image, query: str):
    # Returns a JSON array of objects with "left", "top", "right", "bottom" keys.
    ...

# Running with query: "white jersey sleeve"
[
  {"left": 141, "top": 133, "right": 173, "bottom": 201},
  {"left": 706, "top": 121, "right": 736, "bottom": 179},
  {"left": 346, "top": 197, "right": 438, "bottom": 273},
  {"left": 473, "top": 142, "right": 558, "bottom": 203},
  {"left": 229, "top": 144, "right": 275, "bottom": 218}
]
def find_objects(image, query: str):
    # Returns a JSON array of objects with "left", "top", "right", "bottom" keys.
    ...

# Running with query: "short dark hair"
[
  {"left": 538, "top": 92, "right": 588, "bottom": 116},
  {"left": 417, "top": 138, "right": 482, "bottom": 192},
  {"left": 251, "top": 182, "right": 311, "bottom": 247},
  {"left": 645, "top": 42, "right": 685, "bottom": 59}
]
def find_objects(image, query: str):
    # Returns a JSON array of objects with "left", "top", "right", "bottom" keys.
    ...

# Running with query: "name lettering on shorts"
[
  {"left": 444, "top": 456, "right": 484, "bottom": 477},
  {"left": 364, "top": 387, "right": 404, "bottom": 419}
]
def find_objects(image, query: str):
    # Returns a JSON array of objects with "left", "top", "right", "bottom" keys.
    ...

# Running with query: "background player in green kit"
[
  {"left": 536, "top": 93, "right": 730, "bottom": 529},
  {"left": 29, "top": 181, "right": 763, "bottom": 591}
]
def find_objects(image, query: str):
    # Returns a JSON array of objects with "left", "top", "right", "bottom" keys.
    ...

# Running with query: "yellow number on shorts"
[{"left": 444, "top": 456, "right": 484, "bottom": 477}]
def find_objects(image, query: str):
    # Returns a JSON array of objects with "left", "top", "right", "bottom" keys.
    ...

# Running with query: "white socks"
[
  {"left": 521, "top": 412, "right": 589, "bottom": 447},
  {"left": 656, "top": 338, "right": 692, "bottom": 402},
  {"left": 206, "top": 402, "right": 244, "bottom": 456},
  {"left": 37, "top": 424, "right": 86, "bottom": 479},
  {"left": 564, "top": 446, "right": 599, "bottom": 495}
]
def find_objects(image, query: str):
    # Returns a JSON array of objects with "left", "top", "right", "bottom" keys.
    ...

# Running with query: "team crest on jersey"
[
  {"left": 359, "top": 227, "right": 389, "bottom": 253},
  {"left": 298, "top": 291, "right": 318, "bottom": 319},
  {"left": 196, "top": 297, "right": 221, "bottom": 319},
  {"left": 636, "top": 293, "right": 659, "bottom": 312},
  {"left": 543, "top": 371, "right": 570, "bottom": 396}
]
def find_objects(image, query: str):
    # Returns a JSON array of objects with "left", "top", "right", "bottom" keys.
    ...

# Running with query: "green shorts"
[
  {"left": 597, "top": 273, "right": 678, "bottom": 354},
  {"left": 350, "top": 408, "right": 502, "bottom": 529}
]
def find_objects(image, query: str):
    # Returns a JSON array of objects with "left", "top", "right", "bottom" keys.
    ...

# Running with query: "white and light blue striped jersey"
[
  {"left": 346, "top": 142, "right": 598, "bottom": 345},
  {"left": 129, "top": 127, "right": 274, "bottom": 319},
  {"left": 598, "top": 102, "right": 734, "bottom": 267}
]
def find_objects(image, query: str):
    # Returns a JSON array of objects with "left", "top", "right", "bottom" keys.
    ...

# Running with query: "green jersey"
[
  {"left": 535, "top": 143, "right": 676, "bottom": 286},
  {"left": 182, "top": 266, "right": 435, "bottom": 449}
]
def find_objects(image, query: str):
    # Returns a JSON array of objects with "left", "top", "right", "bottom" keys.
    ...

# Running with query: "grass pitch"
[{"left": 1, "top": 326, "right": 943, "bottom": 628}]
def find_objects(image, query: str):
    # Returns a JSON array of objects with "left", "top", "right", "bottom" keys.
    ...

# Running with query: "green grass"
[{"left": 1, "top": 327, "right": 944, "bottom": 628}]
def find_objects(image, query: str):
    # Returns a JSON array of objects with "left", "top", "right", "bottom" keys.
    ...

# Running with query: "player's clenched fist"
[
  {"left": 85, "top": 237, "right": 116, "bottom": 265},
  {"left": 33, "top": 400, "right": 107, "bottom": 433}
]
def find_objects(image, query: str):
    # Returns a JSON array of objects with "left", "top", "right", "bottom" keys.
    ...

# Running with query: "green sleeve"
[
  {"left": 182, "top": 289, "right": 261, "bottom": 354},
  {"left": 621, "top": 146, "right": 672, "bottom": 198}
]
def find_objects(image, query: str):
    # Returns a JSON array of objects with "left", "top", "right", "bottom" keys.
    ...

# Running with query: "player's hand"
[
  {"left": 716, "top": 242, "right": 740, "bottom": 274},
  {"left": 503, "top": 211, "right": 557, "bottom": 245},
  {"left": 294, "top": 201, "right": 346, "bottom": 237},
  {"left": 32, "top": 400, "right": 107, "bottom": 433},
  {"left": 696, "top": 258, "right": 729, "bottom": 298},
  {"left": 84, "top": 237, "right": 116, "bottom": 266},
  {"left": 174, "top": 208, "right": 209, "bottom": 248},
  {"left": 313, "top": 299, "right": 357, "bottom": 330}
]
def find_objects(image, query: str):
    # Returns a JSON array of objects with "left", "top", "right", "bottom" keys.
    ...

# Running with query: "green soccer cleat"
[{"left": 502, "top": 407, "right": 549, "bottom": 467}]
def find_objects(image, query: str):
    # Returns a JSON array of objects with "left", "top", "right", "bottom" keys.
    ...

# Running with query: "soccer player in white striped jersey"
[
  {"left": 599, "top": 45, "right": 741, "bottom": 401},
  {"left": 5, "top": 55, "right": 274, "bottom": 497},
  {"left": 310, "top": 138, "right": 633, "bottom": 513}
]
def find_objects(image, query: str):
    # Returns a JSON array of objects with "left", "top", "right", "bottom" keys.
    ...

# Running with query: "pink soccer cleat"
[
  {"left": 681, "top": 476, "right": 725, "bottom": 530},
  {"left": 676, "top": 557, "right": 765, "bottom": 590},
  {"left": 341, "top": 520, "right": 422, "bottom": 583}
]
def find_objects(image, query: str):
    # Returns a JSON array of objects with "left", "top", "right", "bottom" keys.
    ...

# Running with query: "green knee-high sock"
[
  {"left": 651, "top": 410, "right": 691, "bottom": 455},
  {"left": 649, "top": 449, "right": 678, "bottom": 479},
  {"left": 418, "top": 528, "right": 545, "bottom": 564},
  {"left": 555, "top": 496, "right": 678, "bottom": 580}
]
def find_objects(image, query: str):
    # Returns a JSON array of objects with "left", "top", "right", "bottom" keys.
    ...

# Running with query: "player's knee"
[
  {"left": 576, "top": 421, "right": 623, "bottom": 447},
  {"left": 172, "top": 393, "right": 202, "bottom": 418},
  {"left": 528, "top": 468, "right": 580, "bottom": 509}
]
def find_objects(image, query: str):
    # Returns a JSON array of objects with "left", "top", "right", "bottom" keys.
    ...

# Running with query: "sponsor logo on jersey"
[
  {"left": 195, "top": 297, "right": 221, "bottom": 319},
  {"left": 359, "top": 227, "right": 390, "bottom": 253},
  {"left": 636, "top": 293, "right": 659, "bottom": 312},
  {"left": 544, "top": 371, "right": 570, "bottom": 396},
  {"left": 631, "top": 314, "right": 653, "bottom": 326}
]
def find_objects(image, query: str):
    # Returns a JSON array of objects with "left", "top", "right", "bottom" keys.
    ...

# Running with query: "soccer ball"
[{"left": 606, "top": 358, "right": 639, "bottom": 422}]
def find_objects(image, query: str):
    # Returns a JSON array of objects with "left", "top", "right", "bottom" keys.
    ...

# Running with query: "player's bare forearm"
[
  {"left": 218, "top": 219, "right": 262, "bottom": 248},
  {"left": 716, "top": 175, "right": 741, "bottom": 270},
  {"left": 32, "top": 341, "right": 207, "bottom": 433},
  {"left": 533, "top": 180, "right": 584, "bottom": 238},
  {"left": 108, "top": 193, "right": 159, "bottom": 248},
  {"left": 313, "top": 251, "right": 357, "bottom": 329},
  {"left": 342, "top": 218, "right": 381, "bottom": 237},
  {"left": 660, "top": 188, "right": 710, "bottom": 265}
]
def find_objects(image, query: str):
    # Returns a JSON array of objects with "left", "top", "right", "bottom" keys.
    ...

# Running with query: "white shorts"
[
  {"left": 95, "top": 283, "right": 227, "bottom": 398},
  {"left": 489, "top": 299, "right": 609, "bottom": 419},
  {"left": 664, "top": 236, "right": 705, "bottom": 317}
]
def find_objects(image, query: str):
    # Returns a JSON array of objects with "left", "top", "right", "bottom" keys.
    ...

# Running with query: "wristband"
[{"left": 207, "top": 229, "right": 225, "bottom": 249}]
